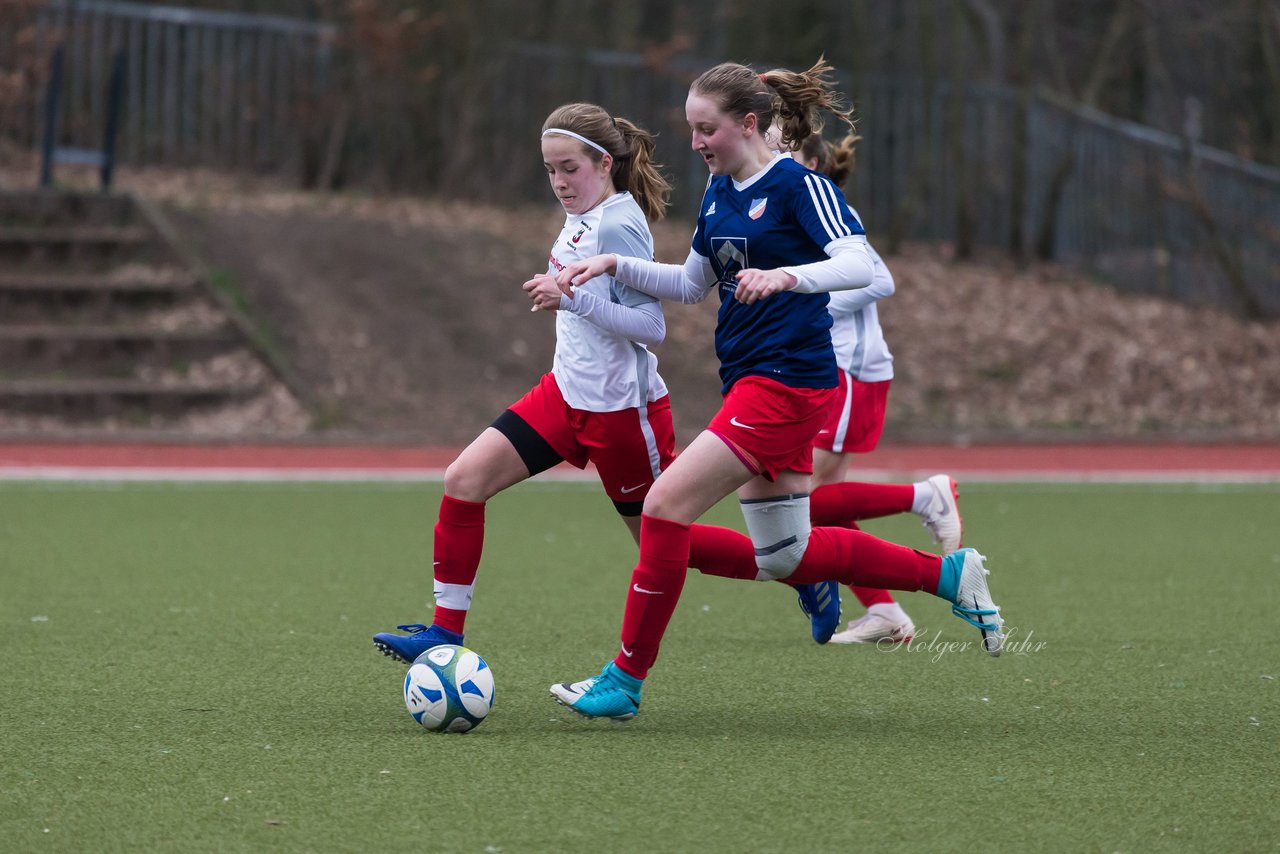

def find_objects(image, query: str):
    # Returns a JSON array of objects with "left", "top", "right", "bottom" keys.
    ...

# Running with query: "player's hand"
[
  {"left": 523, "top": 274, "right": 565, "bottom": 312},
  {"left": 733, "top": 268, "right": 798, "bottom": 304},
  {"left": 554, "top": 254, "right": 617, "bottom": 296}
]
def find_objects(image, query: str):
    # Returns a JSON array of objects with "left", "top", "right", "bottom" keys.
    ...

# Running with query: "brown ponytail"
[{"left": 692, "top": 56, "right": 855, "bottom": 154}]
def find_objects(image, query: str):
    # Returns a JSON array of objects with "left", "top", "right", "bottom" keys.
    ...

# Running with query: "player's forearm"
[
  {"left": 827, "top": 247, "right": 895, "bottom": 314},
  {"left": 781, "top": 236, "right": 874, "bottom": 294},
  {"left": 558, "top": 290, "right": 666, "bottom": 347},
  {"left": 614, "top": 251, "right": 716, "bottom": 304}
]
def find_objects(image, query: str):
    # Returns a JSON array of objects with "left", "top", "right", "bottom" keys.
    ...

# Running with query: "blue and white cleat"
[
  {"left": 550, "top": 662, "right": 642, "bottom": 721},
  {"left": 373, "top": 623, "right": 463, "bottom": 664},
  {"left": 795, "top": 580, "right": 842, "bottom": 644},
  {"left": 938, "top": 548, "right": 1004, "bottom": 656}
]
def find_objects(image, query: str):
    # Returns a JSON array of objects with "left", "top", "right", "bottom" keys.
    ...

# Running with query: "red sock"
[
  {"left": 852, "top": 587, "right": 897, "bottom": 607},
  {"left": 615, "top": 514, "right": 690, "bottom": 679},
  {"left": 785, "top": 527, "right": 941, "bottom": 593},
  {"left": 688, "top": 523, "right": 758, "bottom": 580},
  {"left": 810, "top": 482, "right": 914, "bottom": 524},
  {"left": 823, "top": 523, "right": 897, "bottom": 604},
  {"left": 431, "top": 495, "right": 485, "bottom": 635}
]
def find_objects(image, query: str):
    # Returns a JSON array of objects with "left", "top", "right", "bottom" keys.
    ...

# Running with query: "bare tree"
[{"left": 887, "top": 2, "right": 940, "bottom": 254}]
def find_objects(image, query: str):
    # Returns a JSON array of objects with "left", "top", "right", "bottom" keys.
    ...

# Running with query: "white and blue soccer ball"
[{"left": 403, "top": 645, "right": 495, "bottom": 733}]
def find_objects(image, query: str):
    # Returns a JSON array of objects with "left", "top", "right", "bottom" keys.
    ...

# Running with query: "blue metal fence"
[
  {"left": 32, "top": 0, "right": 334, "bottom": 171},
  {"left": 491, "top": 50, "right": 1280, "bottom": 316},
  {"left": 10, "top": 9, "right": 1278, "bottom": 317},
  {"left": 1022, "top": 96, "right": 1280, "bottom": 316}
]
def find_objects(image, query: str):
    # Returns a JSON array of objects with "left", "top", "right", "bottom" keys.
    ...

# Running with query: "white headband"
[{"left": 541, "top": 128, "right": 609, "bottom": 156}]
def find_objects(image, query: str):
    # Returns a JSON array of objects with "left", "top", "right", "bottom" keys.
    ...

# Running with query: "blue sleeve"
[
  {"left": 690, "top": 181, "right": 714, "bottom": 258},
  {"left": 793, "top": 171, "right": 865, "bottom": 248}
]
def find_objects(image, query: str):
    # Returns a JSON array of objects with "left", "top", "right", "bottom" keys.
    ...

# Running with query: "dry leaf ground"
[{"left": 5, "top": 161, "right": 1277, "bottom": 442}]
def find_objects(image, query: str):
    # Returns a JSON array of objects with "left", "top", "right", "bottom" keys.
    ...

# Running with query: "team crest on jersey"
[
  {"left": 712, "top": 237, "right": 748, "bottom": 288},
  {"left": 748, "top": 197, "right": 768, "bottom": 220},
  {"left": 705, "top": 202, "right": 716, "bottom": 216},
  {"left": 569, "top": 222, "right": 590, "bottom": 245}
]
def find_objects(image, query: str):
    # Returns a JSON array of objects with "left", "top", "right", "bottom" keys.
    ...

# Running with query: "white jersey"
[
  {"left": 827, "top": 204, "right": 894, "bottom": 382},
  {"left": 546, "top": 192, "right": 668, "bottom": 411}
]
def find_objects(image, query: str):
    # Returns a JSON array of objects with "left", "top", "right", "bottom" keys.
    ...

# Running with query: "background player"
[{"left": 782, "top": 131, "right": 964, "bottom": 645}]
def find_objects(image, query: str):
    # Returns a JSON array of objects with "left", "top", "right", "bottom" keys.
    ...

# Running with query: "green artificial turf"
[{"left": 2, "top": 480, "right": 1277, "bottom": 852}]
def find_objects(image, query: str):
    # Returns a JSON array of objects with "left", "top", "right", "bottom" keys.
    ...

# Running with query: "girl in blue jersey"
[
  {"left": 372, "top": 103, "right": 679, "bottom": 664},
  {"left": 548, "top": 60, "right": 1006, "bottom": 721}
]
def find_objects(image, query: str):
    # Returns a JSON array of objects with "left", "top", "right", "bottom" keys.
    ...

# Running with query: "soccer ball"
[{"left": 403, "top": 645, "right": 495, "bottom": 733}]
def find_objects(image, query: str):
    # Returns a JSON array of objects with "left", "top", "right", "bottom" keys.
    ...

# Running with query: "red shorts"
[
  {"left": 508, "top": 373, "right": 676, "bottom": 503},
  {"left": 812, "top": 374, "right": 891, "bottom": 454},
  {"left": 707, "top": 375, "right": 837, "bottom": 481}
]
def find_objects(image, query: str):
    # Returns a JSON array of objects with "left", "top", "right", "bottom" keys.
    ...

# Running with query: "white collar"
[{"left": 732, "top": 152, "right": 788, "bottom": 192}]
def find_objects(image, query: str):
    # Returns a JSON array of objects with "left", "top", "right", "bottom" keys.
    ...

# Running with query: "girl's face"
[
  {"left": 542, "top": 134, "right": 614, "bottom": 216},
  {"left": 686, "top": 92, "right": 754, "bottom": 177}
]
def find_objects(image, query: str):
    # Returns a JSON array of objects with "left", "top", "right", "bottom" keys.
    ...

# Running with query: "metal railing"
[
  {"left": 1022, "top": 95, "right": 1280, "bottom": 316},
  {"left": 31, "top": 0, "right": 335, "bottom": 171},
  {"left": 6, "top": 12, "right": 1277, "bottom": 317}
]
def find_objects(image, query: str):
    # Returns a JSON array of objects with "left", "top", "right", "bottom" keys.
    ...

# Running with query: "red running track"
[{"left": 1, "top": 441, "right": 1277, "bottom": 481}]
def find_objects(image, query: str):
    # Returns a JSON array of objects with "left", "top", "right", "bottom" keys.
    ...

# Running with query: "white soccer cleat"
[
  {"left": 948, "top": 549, "right": 1004, "bottom": 657},
  {"left": 920, "top": 474, "right": 963, "bottom": 554},
  {"left": 829, "top": 611, "right": 916, "bottom": 645}
]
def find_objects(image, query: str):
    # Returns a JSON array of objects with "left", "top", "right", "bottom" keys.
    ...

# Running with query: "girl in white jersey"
[
  {"left": 549, "top": 60, "right": 1006, "bottom": 722},
  {"left": 789, "top": 132, "right": 965, "bottom": 646},
  {"left": 373, "top": 103, "right": 677, "bottom": 664}
]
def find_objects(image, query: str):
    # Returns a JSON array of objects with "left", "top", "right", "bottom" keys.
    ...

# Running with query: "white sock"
[
  {"left": 910, "top": 481, "right": 933, "bottom": 515},
  {"left": 867, "top": 601, "right": 910, "bottom": 623}
]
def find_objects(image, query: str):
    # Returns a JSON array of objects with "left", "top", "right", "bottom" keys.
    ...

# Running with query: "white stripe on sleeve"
[
  {"left": 804, "top": 174, "right": 839, "bottom": 243},
  {"left": 804, "top": 174, "right": 850, "bottom": 242},
  {"left": 819, "top": 179, "right": 853, "bottom": 237}
]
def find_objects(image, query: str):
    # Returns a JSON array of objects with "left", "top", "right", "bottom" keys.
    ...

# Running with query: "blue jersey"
[{"left": 692, "top": 155, "right": 865, "bottom": 394}]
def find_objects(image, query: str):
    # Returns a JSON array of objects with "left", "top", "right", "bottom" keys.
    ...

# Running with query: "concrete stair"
[
  {"left": 0, "top": 379, "right": 262, "bottom": 417},
  {"left": 0, "top": 189, "right": 306, "bottom": 431}
]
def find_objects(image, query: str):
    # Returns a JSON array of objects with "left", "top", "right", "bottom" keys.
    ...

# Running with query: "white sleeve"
[
  {"left": 826, "top": 241, "right": 895, "bottom": 316},
  {"left": 780, "top": 235, "right": 875, "bottom": 294},
  {"left": 556, "top": 287, "right": 665, "bottom": 347},
  {"left": 613, "top": 250, "right": 717, "bottom": 304}
]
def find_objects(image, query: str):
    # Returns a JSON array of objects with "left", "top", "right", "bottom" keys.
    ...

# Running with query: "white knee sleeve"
[{"left": 740, "top": 493, "right": 811, "bottom": 580}]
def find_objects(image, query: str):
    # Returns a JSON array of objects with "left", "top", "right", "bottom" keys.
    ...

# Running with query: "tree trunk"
[
  {"left": 948, "top": 1, "right": 975, "bottom": 259},
  {"left": 1034, "top": 147, "right": 1074, "bottom": 261},
  {"left": 1255, "top": 0, "right": 1280, "bottom": 163},
  {"left": 887, "top": 2, "right": 937, "bottom": 254},
  {"left": 1033, "top": 0, "right": 1133, "bottom": 260},
  {"left": 1178, "top": 106, "right": 1264, "bottom": 319},
  {"left": 1008, "top": 0, "right": 1042, "bottom": 259}
]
